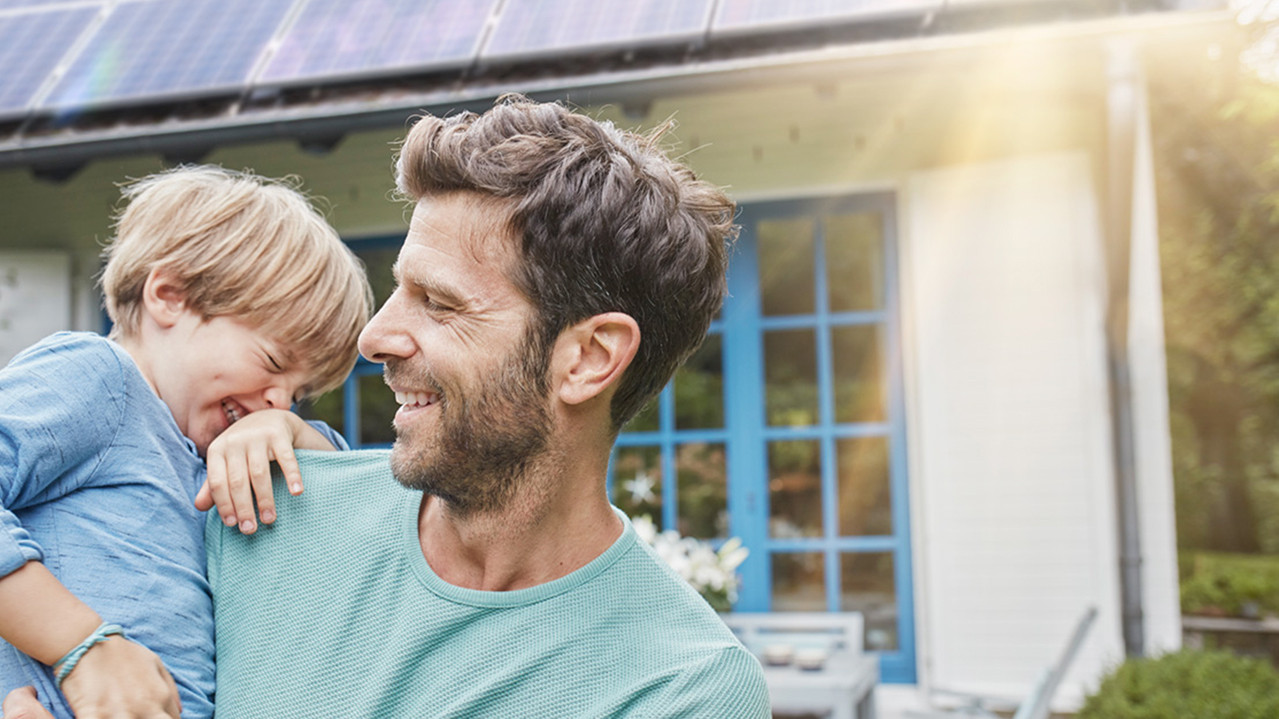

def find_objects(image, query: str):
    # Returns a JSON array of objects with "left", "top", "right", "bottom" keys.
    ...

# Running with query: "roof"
[{"left": 0, "top": 0, "right": 1224, "bottom": 178}]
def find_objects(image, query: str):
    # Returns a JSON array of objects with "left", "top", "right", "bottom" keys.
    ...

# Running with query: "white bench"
[{"left": 722, "top": 612, "right": 878, "bottom": 719}]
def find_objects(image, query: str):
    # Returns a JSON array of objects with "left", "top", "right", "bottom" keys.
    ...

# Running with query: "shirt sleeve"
[
  {"left": 304, "top": 420, "right": 350, "bottom": 451},
  {"left": 0, "top": 337, "right": 127, "bottom": 577},
  {"left": 646, "top": 646, "right": 772, "bottom": 719}
]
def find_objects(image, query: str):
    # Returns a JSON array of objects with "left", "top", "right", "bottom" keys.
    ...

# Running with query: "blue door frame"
[{"left": 720, "top": 192, "right": 915, "bottom": 683}]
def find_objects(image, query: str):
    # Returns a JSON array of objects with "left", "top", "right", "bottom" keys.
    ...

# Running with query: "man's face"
[{"left": 357, "top": 193, "right": 554, "bottom": 515}]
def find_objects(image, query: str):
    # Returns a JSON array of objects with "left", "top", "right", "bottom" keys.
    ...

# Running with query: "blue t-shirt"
[{"left": 0, "top": 332, "right": 343, "bottom": 718}]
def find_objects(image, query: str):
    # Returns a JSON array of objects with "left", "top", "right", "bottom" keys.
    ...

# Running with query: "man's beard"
[{"left": 387, "top": 326, "right": 554, "bottom": 517}]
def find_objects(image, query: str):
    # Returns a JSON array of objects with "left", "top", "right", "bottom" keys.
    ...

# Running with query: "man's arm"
[
  {"left": 3, "top": 686, "right": 51, "bottom": 719},
  {"left": 646, "top": 647, "right": 771, "bottom": 719}
]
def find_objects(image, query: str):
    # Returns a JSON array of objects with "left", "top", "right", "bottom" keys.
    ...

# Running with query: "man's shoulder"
[
  {"left": 293, "top": 448, "right": 395, "bottom": 482},
  {"left": 205, "top": 449, "right": 403, "bottom": 555}
]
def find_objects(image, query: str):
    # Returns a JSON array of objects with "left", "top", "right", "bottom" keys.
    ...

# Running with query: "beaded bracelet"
[{"left": 52, "top": 622, "right": 125, "bottom": 689}]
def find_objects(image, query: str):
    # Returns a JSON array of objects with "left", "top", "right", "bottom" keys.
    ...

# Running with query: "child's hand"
[
  {"left": 60, "top": 636, "right": 181, "bottom": 719},
  {"left": 195, "top": 409, "right": 333, "bottom": 534}
]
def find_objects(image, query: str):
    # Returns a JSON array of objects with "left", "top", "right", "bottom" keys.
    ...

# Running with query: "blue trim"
[
  {"left": 722, "top": 223, "right": 771, "bottom": 610},
  {"left": 723, "top": 193, "right": 916, "bottom": 684}
]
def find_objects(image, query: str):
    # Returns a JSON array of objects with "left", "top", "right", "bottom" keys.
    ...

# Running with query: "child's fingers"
[
  {"left": 194, "top": 480, "right": 213, "bottom": 511},
  {"left": 204, "top": 456, "right": 238, "bottom": 528},
  {"left": 272, "top": 438, "right": 305, "bottom": 497},
  {"left": 246, "top": 442, "right": 275, "bottom": 526},
  {"left": 224, "top": 455, "right": 257, "bottom": 535}
]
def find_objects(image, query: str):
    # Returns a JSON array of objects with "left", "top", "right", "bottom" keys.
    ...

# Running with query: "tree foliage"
[{"left": 1154, "top": 64, "right": 1279, "bottom": 554}]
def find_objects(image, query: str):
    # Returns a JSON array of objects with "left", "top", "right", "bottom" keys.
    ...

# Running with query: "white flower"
[
  {"left": 622, "top": 471, "right": 658, "bottom": 504},
  {"left": 630, "top": 515, "right": 749, "bottom": 608}
]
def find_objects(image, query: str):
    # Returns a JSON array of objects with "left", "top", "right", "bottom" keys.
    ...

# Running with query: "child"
[{"left": 0, "top": 166, "right": 372, "bottom": 719}]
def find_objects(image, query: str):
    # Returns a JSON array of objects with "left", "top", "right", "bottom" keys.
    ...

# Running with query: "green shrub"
[
  {"left": 1180, "top": 552, "right": 1279, "bottom": 617},
  {"left": 1079, "top": 650, "right": 1279, "bottom": 719}
]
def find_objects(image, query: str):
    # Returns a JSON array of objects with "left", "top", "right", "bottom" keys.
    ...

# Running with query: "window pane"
[
  {"left": 837, "top": 436, "right": 892, "bottom": 536},
  {"left": 759, "top": 217, "right": 815, "bottom": 316},
  {"left": 612, "top": 445, "right": 663, "bottom": 528},
  {"left": 840, "top": 552, "right": 898, "bottom": 651},
  {"left": 826, "top": 212, "right": 884, "bottom": 312},
  {"left": 832, "top": 325, "right": 884, "bottom": 424},
  {"left": 675, "top": 334, "right": 724, "bottom": 430},
  {"left": 298, "top": 387, "right": 344, "bottom": 436},
  {"left": 772, "top": 553, "right": 826, "bottom": 611},
  {"left": 764, "top": 328, "right": 818, "bottom": 427},
  {"left": 353, "top": 245, "right": 399, "bottom": 306},
  {"left": 624, "top": 396, "right": 660, "bottom": 432},
  {"left": 676, "top": 442, "right": 727, "bottom": 539},
  {"left": 769, "top": 439, "right": 822, "bottom": 538},
  {"left": 358, "top": 374, "right": 397, "bottom": 445}
]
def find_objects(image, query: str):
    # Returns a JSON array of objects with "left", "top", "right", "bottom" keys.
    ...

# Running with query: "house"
[{"left": 0, "top": 0, "right": 1239, "bottom": 712}]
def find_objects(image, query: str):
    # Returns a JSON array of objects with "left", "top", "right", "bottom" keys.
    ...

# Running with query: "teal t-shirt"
[{"left": 206, "top": 450, "right": 770, "bottom": 718}]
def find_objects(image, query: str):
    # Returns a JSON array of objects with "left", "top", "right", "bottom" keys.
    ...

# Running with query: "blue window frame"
[
  {"left": 610, "top": 192, "right": 916, "bottom": 683},
  {"left": 325, "top": 194, "right": 916, "bottom": 683}
]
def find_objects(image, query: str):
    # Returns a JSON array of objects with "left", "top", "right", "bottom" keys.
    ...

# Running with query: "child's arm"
[
  {"left": 195, "top": 409, "right": 337, "bottom": 535},
  {"left": 0, "top": 561, "right": 181, "bottom": 718}
]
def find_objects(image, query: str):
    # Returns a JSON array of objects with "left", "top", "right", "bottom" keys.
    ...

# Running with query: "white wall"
[
  {"left": 0, "top": 252, "right": 74, "bottom": 366},
  {"left": 903, "top": 152, "right": 1125, "bottom": 708}
]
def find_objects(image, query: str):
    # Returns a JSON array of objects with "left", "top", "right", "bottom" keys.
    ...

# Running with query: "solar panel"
[
  {"left": 482, "top": 0, "right": 713, "bottom": 61},
  {"left": 0, "top": 0, "right": 97, "bottom": 9},
  {"left": 0, "top": 6, "right": 98, "bottom": 118},
  {"left": 713, "top": 0, "right": 941, "bottom": 35},
  {"left": 43, "top": 0, "right": 293, "bottom": 110},
  {"left": 258, "top": 0, "right": 497, "bottom": 86}
]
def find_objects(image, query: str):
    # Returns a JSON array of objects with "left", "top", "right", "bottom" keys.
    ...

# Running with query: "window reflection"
[
  {"left": 759, "top": 217, "right": 816, "bottom": 316},
  {"left": 768, "top": 439, "right": 822, "bottom": 538},
  {"left": 764, "top": 329, "right": 818, "bottom": 427},
  {"left": 837, "top": 436, "right": 892, "bottom": 536},
  {"left": 840, "top": 552, "right": 898, "bottom": 651},
  {"left": 299, "top": 387, "right": 343, "bottom": 436},
  {"left": 624, "top": 396, "right": 660, "bottom": 432},
  {"left": 832, "top": 325, "right": 884, "bottom": 424},
  {"left": 826, "top": 213, "right": 883, "bottom": 312},
  {"left": 773, "top": 553, "right": 826, "bottom": 611},
  {"left": 354, "top": 246, "right": 398, "bottom": 306},
  {"left": 612, "top": 445, "right": 663, "bottom": 528},
  {"left": 676, "top": 442, "right": 728, "bottom": 539},
  {"left": 358, "top": 374, "right": 396, "bottom": 445},
  {"left": 675, "top": 334, "right": 724, "bottom": 430}
]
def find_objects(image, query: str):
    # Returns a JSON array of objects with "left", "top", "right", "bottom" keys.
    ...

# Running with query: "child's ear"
[{"left": 141, "top": 267, "right": 189, "bottom": 328}]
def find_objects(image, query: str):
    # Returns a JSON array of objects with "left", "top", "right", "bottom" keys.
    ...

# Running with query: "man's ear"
[
  {"left": 140, "top": 267, "right": 188, "bottom": 329},
  {"left": 553, "top": 312, "right": 640, "bottom": 407}
]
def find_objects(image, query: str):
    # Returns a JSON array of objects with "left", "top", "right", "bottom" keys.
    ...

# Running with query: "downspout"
[{"left": 1104, "top": 37, "right": 1145, "bottom": 658}]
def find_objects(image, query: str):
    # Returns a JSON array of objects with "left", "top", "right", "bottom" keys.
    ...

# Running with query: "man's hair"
[
  {"left": 395, "top": 95, "right": 736, "bottom": 430},
  {"left": 101, "top": 165, "right": 373, "bottom": 397}
]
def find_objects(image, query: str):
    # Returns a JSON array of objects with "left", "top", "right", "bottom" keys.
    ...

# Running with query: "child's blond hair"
[{"left": 101, "top": 165, "right": 372, "bottom": 397}]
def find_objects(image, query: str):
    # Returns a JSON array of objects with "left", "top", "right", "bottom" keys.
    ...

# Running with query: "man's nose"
[{"left": 358, "top": 295, "right": 414, "bottom": 363}]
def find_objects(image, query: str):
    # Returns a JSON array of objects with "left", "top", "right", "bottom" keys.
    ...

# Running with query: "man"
[{"left": 5, "top": 95, "right": 770, "bottom": 718}]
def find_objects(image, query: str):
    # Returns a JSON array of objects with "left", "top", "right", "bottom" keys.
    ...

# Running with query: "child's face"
[{"left": 147, "top": 311, "right": 312, "bottom": 456}]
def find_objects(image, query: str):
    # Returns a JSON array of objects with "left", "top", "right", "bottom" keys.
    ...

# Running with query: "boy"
[{"left": 0, "top": 166, "right": 371, "bottom": 719}]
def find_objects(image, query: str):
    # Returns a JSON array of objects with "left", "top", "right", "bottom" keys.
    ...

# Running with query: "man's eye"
[{"left": 266, "top": 354, "right": 284, "bottom": 372}]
